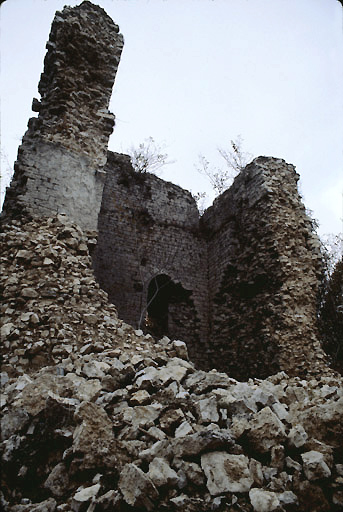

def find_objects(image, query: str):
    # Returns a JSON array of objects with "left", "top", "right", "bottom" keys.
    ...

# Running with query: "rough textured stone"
[
  {"left": 72, "top": 483, "right": 100, "bottom": 510},
  {"left": 2, "top": 2, "right": 123, "bottom": 231},
  {"left": 73, "top": 402, "right": 115, "bottom": 468},
  {"left": 249, "top": 488, "right": 280, "bottom": 512},
  {"left": 1, "top": 3, "right": 342, "bottom": 512},
  {"left": 301, "top": 451, "right": 331, "bottom": 481},
  {"left": 148, "top": 457, "right": 179, "bottom": 487},
  {"left": 2, "top": 0, "right": 331, "bottom": 382},
  {"left": 118, "top": 463, "right": 159, "bottom": 510},
  {"left": 44, "top": 463, "right": 69, "bottom": 498},
  {"left": 201, "top": 452, "right": 253, "bottom": 495},
  {"left": 246, "top": 407, "right": 286, "bottom": 453},
  {"left": 94, "top": 154, "right": 329, "bottom": 380},
  {"left": 196, "top": 396, "right": 219, "bottom": 423},
  {"left": 288, "top": 424, "right": 308, "bottom": 448}
]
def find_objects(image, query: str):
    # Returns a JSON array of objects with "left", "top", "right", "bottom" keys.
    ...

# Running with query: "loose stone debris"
[{"left": 1, "top": 215, "right": 343, "bottom": 511}]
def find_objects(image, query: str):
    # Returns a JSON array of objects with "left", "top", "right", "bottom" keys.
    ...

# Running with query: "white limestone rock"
[
  {"left": 288, "top": 424, "right": 308, "bottom": 448},
  {"left": 82, "top": 361, "right": 107, "bottom": 379},
  {"left": 157, "top": 359, "right": 191, "bottom": 385},
  {"left": 72, "top": 483, "right": 100, "bottom": 511},
  {"left": 135, "top": 366, "right": 159, "bottom": 389},
  {"left": 285, "top": 456, "right": 302, "bottom": 473},
  {"left": 172, "top": 340, "right": 189, "bottom": 360},
  {"left": 66, "top": 373, "right": 102, "bottom": 402},
  {"left": 249, "top": 488, "right": 280, "bottom": 512},
  {"left": 172, "top": 429, "right": 234, "bottom": 459},
  {"left": 129, "top": 389, "right": 151, "bottom": 406},
  {"left": 176, "top": 460, "right": 205, "bottom": 486},
  {"left": 246, "top": 406, "right": 286, "bottom": 453},
  {"left": 249, "top": 458, "right": 264, "bottom": 486},
  {"left": 118, "top": 463, "right": 159, "bottom": 510},
  {"left": 301, "top": 450, "right": 331, "bottom": 480},
  {"left": 196, "top": 396, "right": 219, "bottom": 424},
  {"left": 159, "top": 408, "right": 185, "bottom": 433},
  {"left": 279, "top": 491, "right": 298, "bottom": 507},
  {"left": 148, "top": 457, "right": 179, "bottom": 487},
  {"left": 271, "top": 401, "right": 289, "bottom": 421},
  {"left": 147, "top": 426, "right": 167, "bottom": 441},
  {"left": 201, "top": 452, "right": 253, "bottom": 495},
  {"left": 123, "top": 403, "right": 163, "bottom": 429},
  {"left": 73, "top": 402, "right": 115, "bottom": 468},
  {"left": 175, "top": 420, "right": 194, "bottom": 438}
]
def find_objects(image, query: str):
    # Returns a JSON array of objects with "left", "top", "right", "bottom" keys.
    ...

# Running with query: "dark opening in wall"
[{"left": 145, "top": 274, "right": 194, "bottom": 340}]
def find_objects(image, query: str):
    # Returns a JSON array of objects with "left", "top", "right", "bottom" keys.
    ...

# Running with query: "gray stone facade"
[
  {"left": 92, "top": 154, "right": 327, "bottom": 379},
  {"left": 93, "top": 152, "right": 209, "bottom": 368}
]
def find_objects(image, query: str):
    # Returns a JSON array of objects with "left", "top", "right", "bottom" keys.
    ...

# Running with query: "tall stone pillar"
[
  {"left": 202, "top": 157, "right": 328, "bottom": 379},
  {"left": 2, "top": 1, "right": 123, "bottom": 231}
]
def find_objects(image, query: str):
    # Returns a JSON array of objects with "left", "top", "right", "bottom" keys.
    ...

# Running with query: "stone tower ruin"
[
  {"left": 2, "top": 1, "right": 123, "bottom": 231},
  {"left": 2, "top": 1, "right": 329, "bottom": 380}
]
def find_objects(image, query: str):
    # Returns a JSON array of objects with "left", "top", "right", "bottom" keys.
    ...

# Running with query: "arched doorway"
[{"left": 145, "top": 274, "right": 197, "bottom": 341}]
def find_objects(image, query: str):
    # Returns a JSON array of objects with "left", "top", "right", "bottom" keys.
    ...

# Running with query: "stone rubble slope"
[{"left": 1, "top": 216, "right": 343, "bottom": 512}]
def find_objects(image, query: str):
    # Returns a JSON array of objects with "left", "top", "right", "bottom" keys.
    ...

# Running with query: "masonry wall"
[
  {"left": 1, "top": 2, "right": 330, "bottom": 381},
  {"left": 2, "top": 1, "right": 123, "bottom": 232},
  {"left": 202, "top": 157, "right": 327, "bottom": 379},
  {"left": 93, "top": 152, "right": 209, "bottom": 366}
]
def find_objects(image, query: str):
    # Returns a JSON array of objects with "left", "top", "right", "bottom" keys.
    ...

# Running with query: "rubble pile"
[
  {"left": 1, "top": 217, "right": 343, "bottom": 511},
  {"left": 0, "top": 215, "right": 122, "bottom": 377}
]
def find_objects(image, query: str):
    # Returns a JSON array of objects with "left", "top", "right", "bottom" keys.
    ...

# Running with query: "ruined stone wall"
[
  {"left": 202, "top": 157, "right": 328, "bottom": 379},
  {"left": 1, "top": 2, "right": 331, "bottom": 381},
  {"left": 2, "top": 1, "right": 123, "bottom": 232},
  {"left": 93, "top": 152, "right": 209, "bottom": 366}
]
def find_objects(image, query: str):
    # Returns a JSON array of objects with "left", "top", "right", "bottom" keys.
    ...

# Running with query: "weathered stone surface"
[
  {"left": 159, "top": 408, "right": 185, "bottom": 433},
  {"left": 95, "top": 150, "right": 330, "bottom": 380},
  {"left": 176, "top": 460, "right": 205, "bottom": 487},
  {"left": 73, "top": 402, "right": 115, "bottom": 468},
  {"left": 196, "top": 396, "right": 219, "bottom": 423},
  {"left": 175, "top": 420, "right": 194, "bottom": 438},
  {"left": 0, "top": 3, "right": 342, "bottom": 512},
  {"left": 246, "top": 407, "right": 286, "bottom": 453},
  {"left": 122, "top": 403, "right": 162, "bottom": 429},
  {"left": 249, "top": 488, "right": 280, "bottom": 512},
  {"left": 1, "top": 408, "right": 29, "bottom": 441},
  {"left": 288, "top": 424, "right": 308, "bottom": 448},
  {"left": 44, "top": 463, "right": 69, "bottom": 498},
  {"left": 130, "top": 389, "right": 151, "bottom": 405},
  {"left": 172, "top": 429, "right": 235, "bottom": 459},
  {"left": 71, "top": 483, "right": 100, "bottom": 511},
  {"left": 301, "top": 450, "right": 331, "bottom": 480},
  {"left": 1, "top": 224, "right": 342, "bottom": 512},
  {"left": 202, "top": 157, "right": 329, "bottom": 380},
  {"left": 201, "top": 452, "right": 253, "bottom": 495},
  {"left": 118, "top": 463, "right": 159, "bottom": 510},
  {"left": 173, "top": 340, "right": 189, "bottom": 360},
  {"left": 148, "top": 457, "right": 179, "bottom": 487},
  {"left": 2, "top": 2, "right": 123, "bottom": 231},
  {"left": 290, "top": 397, "right": 343, "bottom": 448}
]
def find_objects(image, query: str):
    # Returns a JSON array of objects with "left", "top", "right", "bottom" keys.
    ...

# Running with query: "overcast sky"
[{"left": 1, "top": 0, "right": 342, "bottom": 237}]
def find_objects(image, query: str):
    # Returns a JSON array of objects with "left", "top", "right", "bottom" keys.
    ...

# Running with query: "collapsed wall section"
[
  {"left": 202, "top": 156, "right": 328, "bottom": 379},
  {"left": 93, "top": 152, "right": 209, "bottom": 366},
  {"left": 2, "top": 1, "right": 123, "bottom": 232}
]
